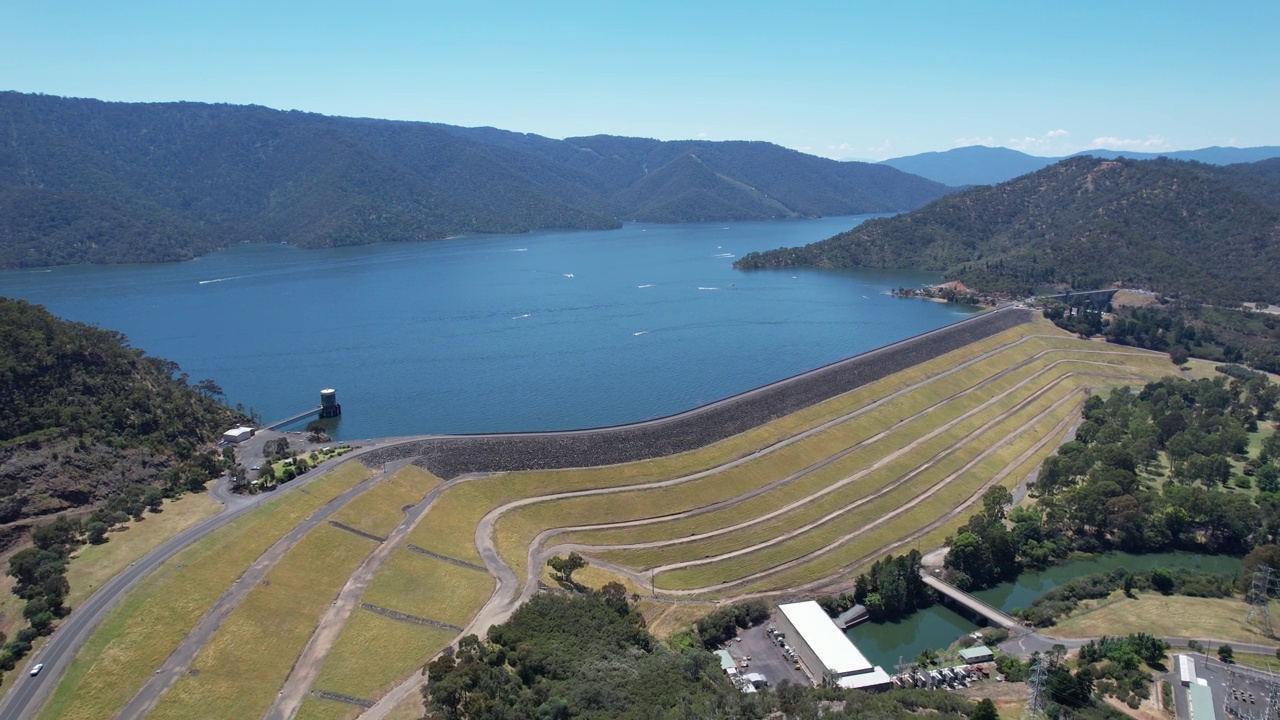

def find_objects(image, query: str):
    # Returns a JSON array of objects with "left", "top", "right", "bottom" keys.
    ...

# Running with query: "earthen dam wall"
[{"left": 361, "top": 307, "right": 1034, "bottom": 478}]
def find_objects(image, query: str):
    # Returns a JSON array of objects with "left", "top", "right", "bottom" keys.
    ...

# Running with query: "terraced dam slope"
[{"left": 40, "top": 311, "right": 1181, "bottom": 720}]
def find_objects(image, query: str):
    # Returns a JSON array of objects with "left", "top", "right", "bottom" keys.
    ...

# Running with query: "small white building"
[
  {"left": 221, "top": 426, "right": 255, "bottom": 444},
  {"left": 775, "top": 601, "right": 893, "bottom": 691}
]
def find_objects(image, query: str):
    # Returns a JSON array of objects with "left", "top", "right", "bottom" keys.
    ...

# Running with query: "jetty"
[{"left": 265, "top": 406, "right": 323, "bottom": 431}]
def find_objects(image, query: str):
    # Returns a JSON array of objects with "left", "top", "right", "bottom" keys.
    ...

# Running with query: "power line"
[
  {"left": 1024, "top": 653, "right": 1049, "bottom": 720},
  {"left": 1246, "top": 565, "right": 1274, "bottom": 638}
]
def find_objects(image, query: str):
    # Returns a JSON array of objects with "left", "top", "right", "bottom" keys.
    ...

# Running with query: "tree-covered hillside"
[
  {"left": 425, "top": 588, "right": 979, "bottom": 720},
  {"left": 0, "top": 92, "right": 949, "bottom": 267},
  {"left": 0, "top": 298, "right": 244, "bottom": 523},
  {"left": 737, "top": 157, "right": 1280, "bottom": 304}
]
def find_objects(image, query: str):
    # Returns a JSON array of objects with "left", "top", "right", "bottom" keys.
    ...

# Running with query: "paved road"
[
  {"left": 115, "top": 469, "right": 388, "bottom": 720},
  {"left": 0, "top": 440, "right": 401, "bottom": 720}
]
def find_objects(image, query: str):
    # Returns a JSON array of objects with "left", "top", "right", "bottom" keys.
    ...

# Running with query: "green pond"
[{"left": 846, "top": 552, "right": 1243, "bottom": 669}]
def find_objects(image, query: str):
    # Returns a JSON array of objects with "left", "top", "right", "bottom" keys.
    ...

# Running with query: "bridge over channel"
[{"left": 921, "top": 572, "right": 1026, "bottom": 633}]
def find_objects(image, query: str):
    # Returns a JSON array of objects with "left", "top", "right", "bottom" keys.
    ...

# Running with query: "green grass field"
[
  {"left": 66, "top": 493, "right": 224, "bottom": 608},
  {"left": 310, "top": 609, "right": 455, "bottom": 701},
  {"left": 1046, "top": 591, "right": 1280, "bottom": 645},
  {"left": 149, "top": 524, "right": 378, "bottom": 719},
  {"left": 329, "top": 465, "right": 441, "bottom": 538},
  {"left": 362, "top": 549, "right": 494, "bottom": 628},
  {"left": 39, "top": 462, "right": 371, "bottom": 720}
]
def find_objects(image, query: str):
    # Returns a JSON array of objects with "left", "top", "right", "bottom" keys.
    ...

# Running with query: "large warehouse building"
[{"left": 775, "top": 601, "right": 893, "bottom": 690}]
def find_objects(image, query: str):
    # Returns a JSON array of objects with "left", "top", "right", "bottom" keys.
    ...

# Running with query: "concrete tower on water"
[{"left": 319, "top": 388, "right": 342, "bottom": 418}]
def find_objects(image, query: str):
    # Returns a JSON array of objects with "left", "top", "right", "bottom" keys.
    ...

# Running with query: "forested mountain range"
[
  {"left": 736, "top": 156, "right": 1280, "bottom": 304},
  {"left": 0, "top": 298, "right": 243, "bottom": 524},
  {"left": 0, "top": 92, "right": 949, "bottom": 267},
  {"left": 880, "top": 144, "right": 1280, "bottom": 186}
]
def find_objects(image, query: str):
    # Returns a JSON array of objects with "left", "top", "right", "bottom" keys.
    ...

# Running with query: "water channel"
[{"left": 846, "top": 552, "right": 1245, "bottom": 668}]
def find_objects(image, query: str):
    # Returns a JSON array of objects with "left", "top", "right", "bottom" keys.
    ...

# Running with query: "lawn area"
[
  {"left": 149, "top": 525, "right": 378, "bottom": 720},
  {"left": 39, "top": 461, "right": 371, "bottom": 720},
  {"left": 1232, "top": 652, "right": 1280, "bottom": 673},
  {"left": 66, "top": 493, "right": 224, "bottom": 608},
  {"left": 1046, "top": 591, "right": 1280, "bottom": 645},
  {"left": 361, "top": 549, "right": 494, "bottom": 628},
  {"left": 329, "top": 465, "right": 442, "bottom": 538},
  {"left": 310, "top": 608, "right": 455, "bottom": 701}
]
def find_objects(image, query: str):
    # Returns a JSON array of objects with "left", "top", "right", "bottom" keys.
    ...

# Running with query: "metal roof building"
[
  {"left": 714, "top": 650, "right": 736, "bottom": 674},
  {"left": 960, "top": 645, "right": 994, "bottom": 664},
  {"left": 1188, "top": 682, "right": 1216, "bottom": 720},
  {"left": 775, "top": 601, "right": 892, "bottom": 691}
]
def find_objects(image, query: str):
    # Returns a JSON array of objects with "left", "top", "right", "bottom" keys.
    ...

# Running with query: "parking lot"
[{"left": 723, "top": 619, "right": 811, "bottom": 688}]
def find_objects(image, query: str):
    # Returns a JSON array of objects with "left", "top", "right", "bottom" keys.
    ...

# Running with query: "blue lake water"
[{"left": 0, "top": 216, "right": 979, "bottom": 439}]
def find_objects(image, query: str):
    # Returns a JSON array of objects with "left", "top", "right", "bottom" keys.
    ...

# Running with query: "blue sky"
[{"left": 3, "top": 1, "right": 1277, "bottom": 159}]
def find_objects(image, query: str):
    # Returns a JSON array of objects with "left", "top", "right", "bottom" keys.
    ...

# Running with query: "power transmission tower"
[
  {"left": 1246, "top": 565, "right": 1275, "bottom": 638},
  {"left": 1024, "top": 654, "right": 1049, "bottom": 720},
  {"left": 894, "top": 655, "right": 912, "bottom": 676}
]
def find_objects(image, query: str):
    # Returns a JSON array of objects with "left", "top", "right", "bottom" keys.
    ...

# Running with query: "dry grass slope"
[
  {"left": 311, "top": 609, "right": 455, "bottom": 701},
  {"left": 329, "top": 465, "right": 441, "bottom": 538},
  {"left": 39, "top": 463, "right": 371, "bottom": 720},
  {"left": 149, "top": 525, "right": 378, "bottom": 719}
]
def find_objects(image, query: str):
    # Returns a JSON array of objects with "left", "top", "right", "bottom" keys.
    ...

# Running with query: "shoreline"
[{"left": 361, "top": 307, "right": 1032, "bottom": 478}]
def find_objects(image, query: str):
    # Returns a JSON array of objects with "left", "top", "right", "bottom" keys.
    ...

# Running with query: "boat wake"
[
  {"left": 513, "top": 313, "right": 531, "bottom": 319},
  {"left": 697, "top": 287, "right": 720, "bottom": 291},
  {"left": 637, "top": 284, "right": 654, "bottom": 289},
  {"left": 633, "top": 331, "right": 649, "bottom": 336},
  {"left": 511, "top": 248, "right": 528, "bottom": 252},
  {"left": 712, "top": 252, "right": 735, "bottom": 258},
  {"left": 198, "top": 276, "right": 241, "bottom": 285},
  {"left": 563, "top": 273, "right": 575, "bottom": 278}
]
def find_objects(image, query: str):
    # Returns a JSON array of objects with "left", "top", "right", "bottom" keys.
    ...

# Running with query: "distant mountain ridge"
[
  {"left": 737, "top": 156, "right": 1280, "bottom": 304},
  {"left": 0, "top": 92, "right": 949, "bottom": 267},
  {"left": 881, "top": 144, "right": 1280, "bottom": 187}
]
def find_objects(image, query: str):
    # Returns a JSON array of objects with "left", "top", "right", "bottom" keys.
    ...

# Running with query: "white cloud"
[
  {"left": 696, "top": 132, "right": 709, "bottom": 138},
  {"left": 1090, "top": 135, "right": 1169, "bottom": 150},
  {"left": 954, "top": 136, "right": 995, "bottom": 147},
  {"left": 1046, "top": 129, "right": 1070, "bottom": 138},
  {"left": 1007, "top": 136, "right": 1046, "bottom": 152}
]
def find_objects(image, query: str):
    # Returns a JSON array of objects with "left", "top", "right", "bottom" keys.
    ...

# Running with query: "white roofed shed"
[{"left": 774, "top": 601, "right": 890, "bottom": 689}]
